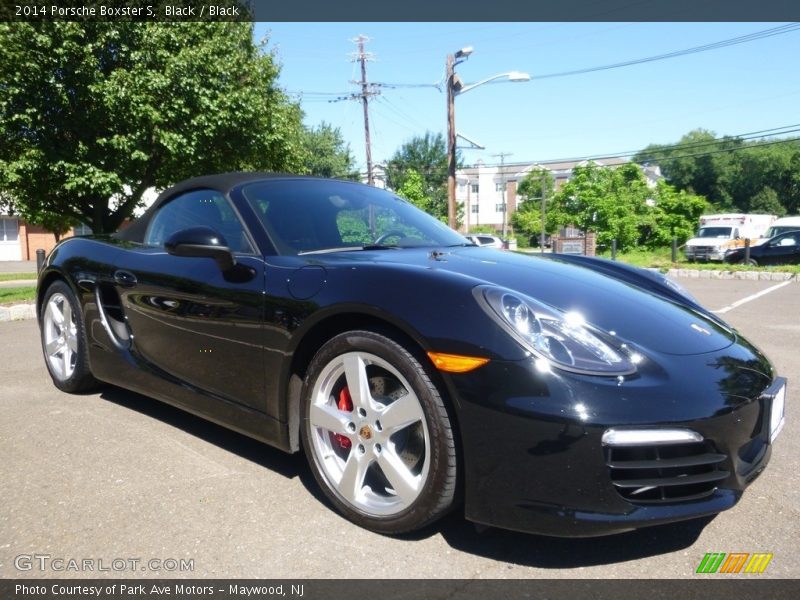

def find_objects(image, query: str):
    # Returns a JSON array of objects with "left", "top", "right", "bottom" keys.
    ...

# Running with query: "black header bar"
[
  {"left": 3, "top": 0, "right": 800, "bottom": 22},
  {"left": 1, "top": 579, "right": 799, "bottom": 600}
]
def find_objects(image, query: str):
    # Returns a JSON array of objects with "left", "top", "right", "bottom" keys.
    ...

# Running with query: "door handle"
[{"left": 113, "top": 270, "right": 137, "bottom": 288}]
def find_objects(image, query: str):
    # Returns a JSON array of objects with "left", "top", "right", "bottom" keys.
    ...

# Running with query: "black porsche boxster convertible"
[{"left": 37, "top": 173, "right": 786, "bottom": 537}]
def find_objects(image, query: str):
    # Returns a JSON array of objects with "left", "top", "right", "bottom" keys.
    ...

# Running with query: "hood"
[
  {"left": 321, "top": 247, "right": 735, "bottom": 356},
  {"left": 685, "top": 237, "right": 729, "bottom": 246}
]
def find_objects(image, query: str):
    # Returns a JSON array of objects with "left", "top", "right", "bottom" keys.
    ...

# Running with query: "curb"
[
  {"left": 0, "top": 303, "right": 36, "bottom": 322},
  {"left": 664, "top": 269, "right": 798, "bottom": 282}
]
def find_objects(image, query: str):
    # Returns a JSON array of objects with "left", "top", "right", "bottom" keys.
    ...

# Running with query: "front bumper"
[
  {"left": 685, "top": 246, "right": 727, "bottom": 261},
  {"left": 449, "top": 342, "right": 783, "bottom": 537}
]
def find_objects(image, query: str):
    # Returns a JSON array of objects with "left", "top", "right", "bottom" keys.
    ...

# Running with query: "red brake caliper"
[{"left": 333, "top": 387, "right": 353, "bottom": 450}]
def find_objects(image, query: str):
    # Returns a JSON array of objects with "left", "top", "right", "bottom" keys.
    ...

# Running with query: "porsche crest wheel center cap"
[{"left": 359, "top": 425, "right": 373, "bottom": 441}]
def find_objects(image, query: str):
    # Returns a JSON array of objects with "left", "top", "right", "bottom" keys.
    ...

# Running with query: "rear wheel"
[
  {"left": 40, "top": 280, "right": 98, "bottom": 393},
  {"left": 300, "top": 330, "right": 457, "bottom": 534}
]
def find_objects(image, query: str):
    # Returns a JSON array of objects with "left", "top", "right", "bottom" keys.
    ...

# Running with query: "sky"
[{"left": 253, "top": 22, "right": 800, "bottom": 175}]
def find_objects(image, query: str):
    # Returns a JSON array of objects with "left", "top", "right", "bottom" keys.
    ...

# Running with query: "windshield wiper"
[
  {"left": 361, "top": 244, "right": 400, "bottom": 251},
  {"left": 298, "top": 245, "right": 399, "bottom": 255}
]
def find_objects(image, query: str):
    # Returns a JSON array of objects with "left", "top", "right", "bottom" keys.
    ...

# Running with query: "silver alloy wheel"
[
  {"left": 308, "top": 351, "right": 431, "bottom": 516},
  {"left": 43, "top": 292, "right": 78, "bottom": 381}
]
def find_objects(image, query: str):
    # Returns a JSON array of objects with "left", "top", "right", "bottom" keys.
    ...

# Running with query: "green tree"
[
  {"left": 301, "top": 122, "right": 359, "bottom": 180},
  {"left": 511, "top": 168, "right": 555, "bottom": 242},
  {"left": 548, "top": 162, "right": 704, "bottom": 251},
  {"left": 385, "top": 132, "right": 459, "bottom": 222},
  {"left": 635, "top": 128, "right": 800, "bottom": 215},
  {"left": 749, "top": 186, "right": 786, "bottom": 216},
  {"left": 647, "top": 182, "right": 709, "bottom": 247},
  {"left": 0, "top": 22, "right": 305, "bottom": 233},
  {"left": 548, "top": 163, "right": 650, "bottom": 249},
  {"left": 395, "top": 169, "right": 430, "bottom": 211}
]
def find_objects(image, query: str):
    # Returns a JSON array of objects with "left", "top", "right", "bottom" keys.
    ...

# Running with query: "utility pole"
[
  {"left": 465, "top": 178, "right": 471, "bottom": 233},
  {"left": 540, "top": 173, "right": 547, "bottom": 254},
  {"left": 492, "top": 152, "right": 512, "bottom": 238},
  {"left": 446, "top": 53, "right": 457, "bottom": 229},
  {"left": 351, "top": 35, "right": 377, "bottom": 186},
  {"left": 444, "top": 46, "right": 528, "bottom": 232}
]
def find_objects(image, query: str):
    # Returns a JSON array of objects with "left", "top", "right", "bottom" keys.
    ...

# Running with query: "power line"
[
  {"left": 328, "top": 23, "right": 800, "bottom": 92},
  {"left": 448, "top": 125, "right": 800, "bottom": 170},
  {"left": 472, "top": 135, "right": 800, "bottom": 171},
  {"left": 377, "top": 96, "right": 433, "bottom": 132},
  {"left": 540, "top": 124, "right": 800, "bottom": 165},
  {"left": 370, "top": 99, "right": 422, "bottom": 136},
  {"left": 366, "top": 134, "right": 800, "bottom": 179},
  {"left": 535, "top": 23, "right": 800, "bottom": 80}
]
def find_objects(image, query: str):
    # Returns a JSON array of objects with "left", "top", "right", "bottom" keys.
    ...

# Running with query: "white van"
[
  {"left": 684, "top": 214, "right": 776, "bottom": 261},
  {"left": 764, "top": 216, "right": 800, "bottom": 239}
]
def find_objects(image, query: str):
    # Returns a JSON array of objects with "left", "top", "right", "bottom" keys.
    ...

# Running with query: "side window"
[{"left": 144, "top": 189, "right": 254, "bottom": 253}]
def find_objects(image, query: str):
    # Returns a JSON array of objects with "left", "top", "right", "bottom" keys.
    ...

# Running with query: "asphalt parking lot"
[{"left": 0, "top": 277, "right": 797, "bottom": 579}]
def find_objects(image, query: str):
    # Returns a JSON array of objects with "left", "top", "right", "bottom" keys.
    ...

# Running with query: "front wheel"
[
  {"left": 739, "top": 258, "right": 759, "bottom": 266},
  {"left": 300, "top": 330, "right": 457, "bottom": 534}
]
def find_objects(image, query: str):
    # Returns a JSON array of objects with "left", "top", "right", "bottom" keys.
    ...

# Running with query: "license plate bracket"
[{"left": 767, "top": 378, "right": 787, "bottom": 443}]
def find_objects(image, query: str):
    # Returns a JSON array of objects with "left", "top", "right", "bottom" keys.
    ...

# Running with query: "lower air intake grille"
[{"left": 606, "top": 441, "right": 728, "bottom": 504}]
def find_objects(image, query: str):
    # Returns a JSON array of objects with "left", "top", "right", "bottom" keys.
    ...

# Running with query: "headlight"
[{"left": 475, "top": 286, "right": 637, "bottom": 376}]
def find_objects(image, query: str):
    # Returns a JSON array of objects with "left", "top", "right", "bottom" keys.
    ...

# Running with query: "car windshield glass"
[
  {"left": 765, "top": 226, "right": 800, "bottom": 238},
  {"left": 697, "top": 227, "right": 732, "bottom": 238},
  {"left": 242, "top": 179, "right": 468, "bottom": 255}
]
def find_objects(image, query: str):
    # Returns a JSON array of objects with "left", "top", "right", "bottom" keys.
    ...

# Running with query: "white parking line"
[{"left": 713, "top": 280, "right": 793, "bottom": 314}]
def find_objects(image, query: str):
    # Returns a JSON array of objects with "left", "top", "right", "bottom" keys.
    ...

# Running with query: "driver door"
[
  {"left": 111, "top": 189, "right": 267, "bottom": 411},
  {"left": 762, "top": 233, "right": 800, "bottom": 265}
]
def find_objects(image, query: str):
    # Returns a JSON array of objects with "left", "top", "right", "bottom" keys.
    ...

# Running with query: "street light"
[{"left": 446, "top": 48, "right": 530, "bottom": 230}]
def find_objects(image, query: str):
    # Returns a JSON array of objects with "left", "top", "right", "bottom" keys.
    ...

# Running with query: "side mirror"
[{"left": 165, "top": 227, "right": 235, "bottom": 272}]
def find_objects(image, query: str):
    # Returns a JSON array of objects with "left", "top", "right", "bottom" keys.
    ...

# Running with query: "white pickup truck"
[{"left": 684, "top": 213, "right": 776, "bottom": 262}]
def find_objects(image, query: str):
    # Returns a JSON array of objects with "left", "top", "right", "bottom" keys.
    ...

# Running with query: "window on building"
[
  {"left": 0, "top": 218, "right": 19, "bottom": 242},
  {"left": 471, "top": 204, "right": 479, "bottom": 214},
  {"left": 495, "top": 203, "right": 506, "bottom": 213},
  {"left": 470, "top": 183, "right": 479, "bottom": 194},
  {"left": 495, "top": 182, "right": 506, "bottom": 192},
  {"left": 73, "top": 223, "right": 93, "bottom": 236}
]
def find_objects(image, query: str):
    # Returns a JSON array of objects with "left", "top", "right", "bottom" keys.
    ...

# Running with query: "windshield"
[
  {"left": 765, "top": 225, "right": 800, "bottom": 238},
  {"left": 241, "top": 179, "right": 468, "bottom": 255},
  {"left": 697, "top": 227, "right": 733, "bottom": 238}
]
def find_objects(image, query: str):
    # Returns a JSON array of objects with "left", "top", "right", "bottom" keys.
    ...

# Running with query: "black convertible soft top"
[{"left": 115, "top": 172, "right": 295, "bottom": 243}]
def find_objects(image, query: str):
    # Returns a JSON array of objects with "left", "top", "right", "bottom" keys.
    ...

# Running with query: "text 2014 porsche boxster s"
[{"left": 37, "top": 173, "right": 786, "bottom": 536}]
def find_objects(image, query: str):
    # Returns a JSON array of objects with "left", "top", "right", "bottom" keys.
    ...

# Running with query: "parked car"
[
  {"left": 763, "top": 216, "right": 800, "bottom": 239},
  {"left": 725, "top": 230, "right": 800, "bottom": 266},
  {"left": 530, "top": 233, "right": 552, "bottom": 248},
  {"left": 38, "top": 173, "right": 786, "bottom": 537},
  {"left": 465, "top": 233, "right": 505, "bottom": 249}
]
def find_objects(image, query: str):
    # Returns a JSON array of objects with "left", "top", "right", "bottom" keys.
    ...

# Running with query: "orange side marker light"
[{"left": 427, "top": 352, "right": 489, "bottom": 373}]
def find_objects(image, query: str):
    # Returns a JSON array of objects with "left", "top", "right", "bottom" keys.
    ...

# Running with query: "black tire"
[
  {"left": 300, "top": 330, "right": 457, "bottom": 534},
  {"left": 740, "top": 258, "right": 759, "bottom": 266},
  {"left": 40, "top": 280, "right": 98, "bottom": 393}
]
